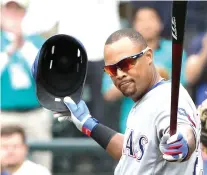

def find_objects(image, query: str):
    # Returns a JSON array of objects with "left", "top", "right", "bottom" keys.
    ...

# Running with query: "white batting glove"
[
  {"left": 54, "top": 97, "right": 99, "bottom": 136},
  {"left": 159, "top": 132, "right": 189, "bottom": 162}
]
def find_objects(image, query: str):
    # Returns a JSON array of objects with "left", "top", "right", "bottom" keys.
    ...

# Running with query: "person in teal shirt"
[
  {"left": 0, "top": 30, "right": 44, "bottom": 110},
  {"left": 0, "top": 0, "right": 52, "bottom": 169},
  {"left": 102, "top": 7, "right": 187, "bottom": 133}
]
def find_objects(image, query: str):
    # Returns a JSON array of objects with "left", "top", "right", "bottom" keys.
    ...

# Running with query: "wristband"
[
  {"left": 82, "top": 117, "right": 99, "bottom": 136},
  {"left": 91, "top": 123, "right": 117, "bottom": 149}
]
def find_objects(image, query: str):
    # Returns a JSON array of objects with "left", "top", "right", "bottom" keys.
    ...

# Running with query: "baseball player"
[{"left": 53, "top": 29, "right": 203, "bottom": 175}]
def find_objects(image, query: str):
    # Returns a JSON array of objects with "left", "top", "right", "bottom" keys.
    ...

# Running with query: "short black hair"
[
  {"left": 105, "top": 28, "right": 147, "bottom": 48},
  {"left": 1, "top": 125, "right": 26, "bottom": 143}
]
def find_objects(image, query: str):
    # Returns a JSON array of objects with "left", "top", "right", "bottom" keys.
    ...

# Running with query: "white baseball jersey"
[
  {"left": 14, "top": 160, "right": 51, "bottom": 175},
  {"left": 114, "top": 81, "right": 203, "bottom": 175}
]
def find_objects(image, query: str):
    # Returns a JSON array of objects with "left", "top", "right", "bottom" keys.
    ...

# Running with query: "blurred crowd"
[{"left": 0, "top": 0, "right": 207, "bottom": 175}]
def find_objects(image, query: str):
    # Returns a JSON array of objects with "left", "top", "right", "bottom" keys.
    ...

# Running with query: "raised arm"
[
  {"left": 157, "top": 105, "right": 198, "bottom": 162},
  {"left": 55, "top": 97, "right": 124, "bottom": 160}
]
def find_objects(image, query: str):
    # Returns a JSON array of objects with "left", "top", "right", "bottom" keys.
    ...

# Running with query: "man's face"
[
  {"left": 0, "top": 133, "right": 27, "bottom": 167},
  {"left": 104, "top": 37, "right": 153, "bottom": 100},
  {"left": 1, "top": 2, "right": 25, "bottom": 32},
  {"left": 133, "top": 8, "right": 162, "bottom": 41}
]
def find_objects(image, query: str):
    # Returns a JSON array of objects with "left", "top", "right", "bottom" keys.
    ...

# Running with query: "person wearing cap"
[{"left": 0, "top": 0, "right": 52, "bottom": 170}]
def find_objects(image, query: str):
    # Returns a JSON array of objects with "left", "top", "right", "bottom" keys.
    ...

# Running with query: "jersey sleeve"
[
  {"left": 155, "top": 108, "right": 197, "bottom": 140},
  {"left": 155, "top": 94, "right": 198, "bottom": 144}
]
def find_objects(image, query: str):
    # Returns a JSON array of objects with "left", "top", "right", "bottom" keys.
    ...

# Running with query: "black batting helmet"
[{"left": 31, "top": 34, "right": 88, "bottom": 112}]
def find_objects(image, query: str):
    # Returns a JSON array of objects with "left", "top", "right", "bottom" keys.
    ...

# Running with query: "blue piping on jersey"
[{"left": 147, "top": 79, "right": 170, "bottom": 93}]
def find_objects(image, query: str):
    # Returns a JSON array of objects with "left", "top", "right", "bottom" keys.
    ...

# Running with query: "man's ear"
[{"left": 145, "top": 48, "right": 153, "bottom": 65}]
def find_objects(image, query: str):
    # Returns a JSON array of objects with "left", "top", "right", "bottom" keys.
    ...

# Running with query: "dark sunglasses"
[{"left": 104, "top": 47, "right": 149, "bottom": 76}]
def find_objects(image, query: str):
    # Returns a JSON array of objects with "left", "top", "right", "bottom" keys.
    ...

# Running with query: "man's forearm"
[
  {"left": 106, "top": 133, "right": 124, "bottom": 160},
  {"left": 178, "top": 124, "right": 196, "bottom": 159},
  {"left": 91, "top": 123, "right": 124, "bottom": 160}
]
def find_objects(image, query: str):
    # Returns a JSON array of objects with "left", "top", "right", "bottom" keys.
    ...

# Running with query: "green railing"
[
  {"left": 28, "top": 138, "right": 106, "bottom": 155},
  {"left": 28, "top": 138, "right": 115, "bottom": 175}
]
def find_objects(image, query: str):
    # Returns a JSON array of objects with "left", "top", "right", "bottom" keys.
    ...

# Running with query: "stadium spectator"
[
  {"left": 0, "top": 0, "right": 52, "bottom": 170},
  {"left": 198, "top": 99, "right": 207, "bottom": 174},
  {"left": 186, "top": 32, "right": 207, "bottom": 106},
  {"left": 130, "top": 1, "right": 207, "bottom": 41},
  {"left": 102, "top": 7, "right": 188, "bottom": 133},
  {"left": 0, "top": 125, "right": 51, "bottom": 175},
  {"left": 129, "top": 1, "right": 172, "bottom": 39}
]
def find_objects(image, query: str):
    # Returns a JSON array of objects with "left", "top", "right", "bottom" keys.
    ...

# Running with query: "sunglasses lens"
[
  {"left": 104, "top": 58, "right": 137, "bottom": 76},
  {"left": 104, "top": 65, "right": 117, "bottom": 76},
  {"left": 118, "top": 58, "right": 136, "bottom": 71}
]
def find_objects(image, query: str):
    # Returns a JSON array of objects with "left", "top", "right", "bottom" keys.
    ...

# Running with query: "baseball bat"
[{"left": 170, "top": 1, "right": 188, "bottom": 136}]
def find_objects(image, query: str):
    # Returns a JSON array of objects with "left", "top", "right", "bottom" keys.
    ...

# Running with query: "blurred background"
[{"left": 0, "top": 0, "right": 207, "bottom": 175}]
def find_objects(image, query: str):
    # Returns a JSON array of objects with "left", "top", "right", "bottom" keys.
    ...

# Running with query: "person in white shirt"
[
  {"left": 0, "top": 125, "right": 51, "bottom": 175},
  {"left": 52, "top": 29, "right": 203, "bottom": 175}
]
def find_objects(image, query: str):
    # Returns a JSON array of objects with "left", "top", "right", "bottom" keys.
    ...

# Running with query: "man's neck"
[
  {"left": 132, "top": 70, "right": 162, "bottom": 102},
  {"left": 150, "top": 70, "right": 163, "bottom": 89},
  {"left": 147, "top": 37, "right": 160, "bottom": 50}
]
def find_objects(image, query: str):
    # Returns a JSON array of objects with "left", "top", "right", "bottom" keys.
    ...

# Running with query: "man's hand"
[
  {"left": 159, "top": 132, "right": 189, "bottom": 162},
  {"left": 6, "top": 34, "right": 24, "bottom": 56},
  {"left": 54, "top": 97, "right": 98, "bottom": 136},
  {"left": 55, "top": 97, "right": 124, "bottom": 160}
]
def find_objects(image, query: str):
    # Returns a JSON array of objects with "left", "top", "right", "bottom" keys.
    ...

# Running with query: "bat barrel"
[{"left": 170, "top": 1, "right": 188, "bottom": 136}]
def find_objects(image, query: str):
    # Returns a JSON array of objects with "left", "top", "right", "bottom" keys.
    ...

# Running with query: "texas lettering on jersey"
[{"left": 122, "top": 129, "right": 148, "bottom": 161}]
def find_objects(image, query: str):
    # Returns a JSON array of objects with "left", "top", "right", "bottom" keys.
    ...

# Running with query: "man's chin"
[
  {"left": 122, "top": 89, "right": 143, "bottom": 101},
  {"left": 122, "top": 90, "right": 135, "bottom": 97}
]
